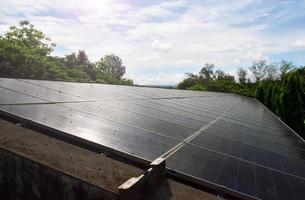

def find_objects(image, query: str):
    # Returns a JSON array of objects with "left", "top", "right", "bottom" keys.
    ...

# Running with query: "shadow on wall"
[{"left": 143, "top": 178, "right": 173, "bottom": 200}]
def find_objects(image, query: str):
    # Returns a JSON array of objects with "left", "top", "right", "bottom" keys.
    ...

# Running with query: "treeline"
[
  {"left": 256, "top": 69, "right": 305, "bottom": 135},
  {"left": 178, "top": 61, "right": 305, "bottom": 137},
  {"left": 0, "top": 21, "right": 133, "bottom": 85}
]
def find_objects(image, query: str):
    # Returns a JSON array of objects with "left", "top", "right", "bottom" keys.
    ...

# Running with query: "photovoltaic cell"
[
  {"left": 0, "top": 103, "right": 179, "bottom": 161},
  {"left": 0, "top": 78, "right": 82, "bottom": 102},
  {"left": 1, "top": 78, "right": 305, "bottom": 199},
  {"left": 100, "top": 100, "right": 205, "bottom": 130},
  {"left": 63, "top": 102, "right": 196, "bottom": 140},
  {"left": 166, "top": 144, "right": 305, "bottom": 200},
  {"left": 0, "top": 87, "right": 46, "bottom": 105}
]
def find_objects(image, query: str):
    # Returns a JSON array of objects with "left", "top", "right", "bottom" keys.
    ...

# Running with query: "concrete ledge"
[
  {"left": 118, "top": 158, "right": 166, "bottom": 199},
  {"left": 0, "top": 118, "right": 143, "bottom": 199}
]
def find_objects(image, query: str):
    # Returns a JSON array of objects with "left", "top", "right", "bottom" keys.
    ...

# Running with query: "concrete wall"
[{"left": 0, "top": 147, "right": 117, "bottom": 200}]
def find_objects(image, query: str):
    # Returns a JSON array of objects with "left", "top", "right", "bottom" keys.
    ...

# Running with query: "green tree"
[
  {"left": 265, "top": 82, "right": 274, "bottom": 109},
  {"left": 265, "top": 63, "right": 278, "bottom": 80},
  {"left": 280, "top": 72, "right": 304, "bottom": 136},
  {"left": 64, "top": 52, "right": 78, "bottom": 68},
  {"left": 215, "top": 69, "right": 225, "bottom": 80},
  {"left": 255, "top": 81, "right": 265, "bottom": 103},
  {"left": 76, "top": 50, "right": 96, "bottom": 80},
  {"left": 62, "top": 50, "right": 96, "bottom": 80},
  {"left": 76, "top": 50, "right": 89, "bottom": 66},
  {"left": 96, "top": 54, "right": 126, "bottom": 80},
  {"left": 237, "top": 67, "right": 247, "bottom": 84},
  {"left": 178, "top": 73, "right": 199, "bottom": 89},
  {"left": 199, "top": 63, "right": 214, "bottom": 81},
  {"left": 271, "top": 83, "right": 282, "bottom": 116},
  {"left": 221, "top": 74, "right": 235, "bottom": 82},
  {"left": 249, "top": 60, "right": 267, "bottom": 83},
  {"left": 0, "top": 21, "right": 134, "bottom": 85},
  {"left": 0, "top": 20, "right": 57, "bottom": 78},
  {"left": 279, "top": 60, "right": 294, "bottom": 80}
]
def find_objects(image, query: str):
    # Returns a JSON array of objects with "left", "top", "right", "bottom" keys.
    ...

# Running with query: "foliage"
[
  {"left": 0, "top": 21, "right": 58, "bottom": 78},
  {"left": 279, "top": 60, "right": 294, "bottom": 80},
  {"left": 237, "top": 67, "right": 247, "bottom": 84},
  {"left": 264, "top": 81, "right": 274, "bottom": 110},
  {"left": 188, "top": 84, "right": 206, "bottom": 91},
  {"left": 0, "top": 21, "right": 133, "bottom": 86},
  {"left": 280, "top": 72, "right": 304, "bottom": 136},
  {"left": 255, "top": 81, "right": 265, "bottom": 103},
  {"left": 96, "top": 54, "right": 126, "bottom": 80},
  {"left": 199, "top": 63, "right": 214, "bottom": 81},
  {"left": 177, "top": 74, "right": 200, "bottom": 89},
  {"left": 178, "top": 63, "right": 255, "bottom": 97},
  {"left": 249, "top": 60, "right": 267, "bottom": 83},
  {"left": 265, "top": 64, "right": 278, "bottom": 80}
]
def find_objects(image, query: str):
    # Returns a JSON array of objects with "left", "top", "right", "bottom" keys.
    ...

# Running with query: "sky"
[{"left": 1, "top": 0, "right": 305, "bottom": 85}]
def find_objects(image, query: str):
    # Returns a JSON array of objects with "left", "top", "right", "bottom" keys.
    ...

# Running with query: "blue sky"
[{"left": 1, "top": 0, "right": 305, "bottom": 85}]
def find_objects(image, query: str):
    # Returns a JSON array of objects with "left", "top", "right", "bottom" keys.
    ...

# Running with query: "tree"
[
  {"left": 178, "top": 73, "right": 199, "bottom": 89},
  {"left": 222, "top": 74, "right": 235, "bottom": 82},
  {"left": 3, "top": 21, "right": 55, "bottom": 53},
  {"left": 237, "top": 68, "right": 247, "bottom": 84},
  {"left": 298, "top": 67, "right": 305, "bottom": 116},
  {"left": 0, "top": 21, "right": 134, "bottom": 85},
  {"left": 77, "top": 50, "right": 89, "bottom": 66},
  {"left": 199, "top": 63, "right": 214, "bottom": 81},
  {"left": 271, "top": 83, "right": 281, "bottom": 115},
  {"left": 249, "top": 60, "right": 267, "bottom": 83},
  {"left": 280, "top": 72, "right": 304, "bottom": 136},
  {"left": 96, "top": 54, "right": 126, "bottom": 80},
  {"left": 185, "top": 72, "right": 197, "bottom": 78},
  {"left": 255, "top": 81, "right": 265, "bottom": 103},
  {"left": 0, "top": 20, "right": 60, "bottom": 78},
  {"left": 246, "top": 78, "right": 252, "bottom": 84},
  {"left": 75, "top": 50, "right": 96, "bottom": 80},
  {"left": 64, "top": 50, "right": 90, "bottom": 68},
  {"left": 62, "top": 50, "right": 97, "bottom": 80},
  {"left": 215, "top": 69, "right": 225, "bottom": 80},
  {"left": 265, "top": 63, "right": 278, "bottom": 80},
  {"left": 64, "top": 52, "right": 77, "bottom": 68},
  {"left": 279, "top": 60, "right": 294, "bottom": 80},
  {"left": 265, "top": 82, "right": 274, "bottom": 109}
]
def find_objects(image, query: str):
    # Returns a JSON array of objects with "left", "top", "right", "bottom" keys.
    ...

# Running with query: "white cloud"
[
  {"left": 1, "top": 0, "right": 305, "bottom": 85},
  {"left": 293, "top": 40, "right": 305, "bottom": 48},
  {"left": 132, "top": 73, "right": 186, "bottom": 86},
  {"left": 151, "top": 40, "right": 172, "bottom": 51}
]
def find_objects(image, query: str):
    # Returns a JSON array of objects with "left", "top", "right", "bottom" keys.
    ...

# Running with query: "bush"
[{"left": 188, "top": 84, "right": 206, "bottom": 91}]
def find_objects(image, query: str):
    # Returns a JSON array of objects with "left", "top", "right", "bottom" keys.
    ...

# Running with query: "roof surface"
[{"left": 1, "top": 78, "right": 305, "bottom": 199}]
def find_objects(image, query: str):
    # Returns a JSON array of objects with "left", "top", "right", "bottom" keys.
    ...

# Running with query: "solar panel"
[
  {"left": 0, "top": 103, "right": 180, "bottom": 161},
  {"left": 1, "top": 78, "right": 305, "bottom": 199},
  {"left": 0, "top": 78, "right": 82, "bottom": 102},
  {"left": 62, "top": 101, "right": 196, "bottom": 140},
  {"left": 0, "top": 87, "right": 46, "bottom": 105},
  {"left": 166, "top": 143, "right": 305, "bottom": 200}
]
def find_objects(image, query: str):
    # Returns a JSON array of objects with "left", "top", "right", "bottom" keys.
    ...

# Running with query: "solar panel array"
[{"left": 1, "top": 78, "right": 305, "bottom": 200}]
